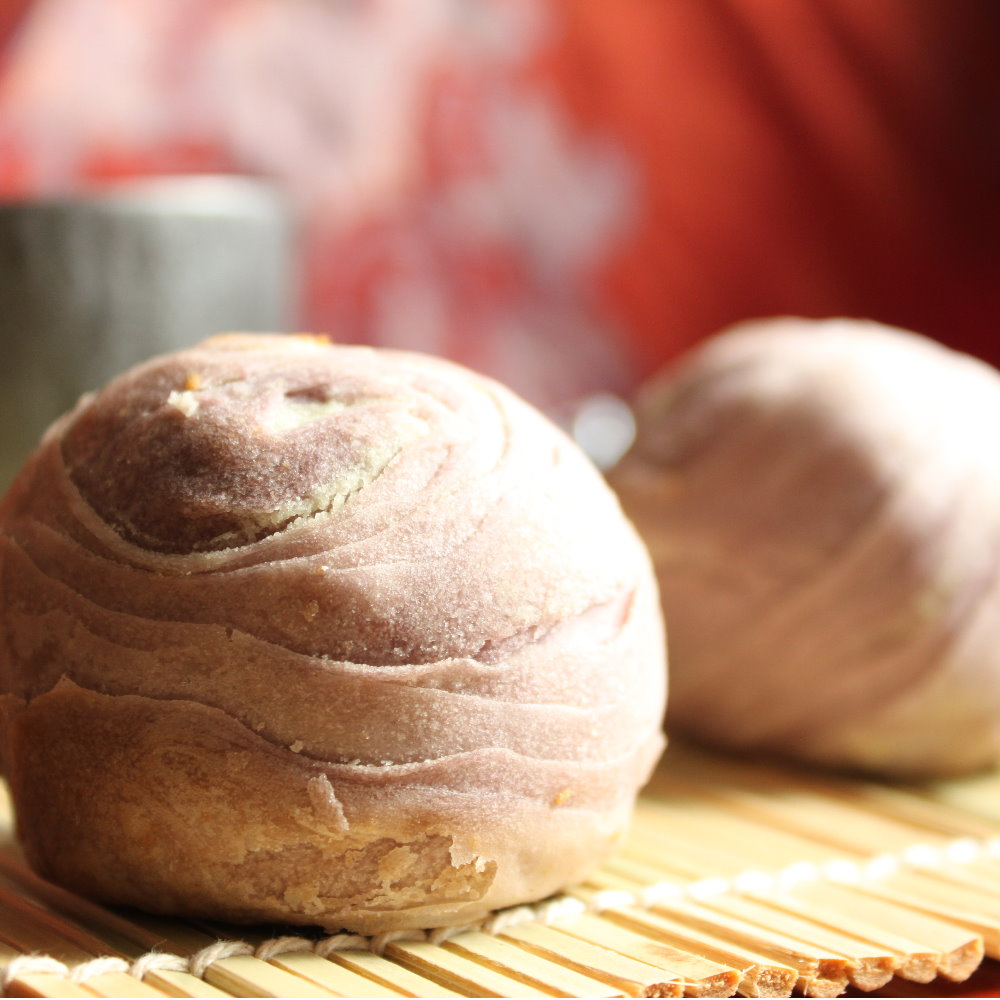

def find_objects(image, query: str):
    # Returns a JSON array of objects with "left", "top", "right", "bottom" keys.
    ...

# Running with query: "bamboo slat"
[
  {"left": 549, "top": 914, "right": 739, "bottom": 996},
  {"left": 583, "top": 872, "right": 850, "bottom": 999},
  {"left": 326, "top": 948, "right": 466, "bottom": 998},
  {"left": 601, "top": 838, "right": 979, "bottom": 983},
  {"left": 3, "top": 743, "right": 1000, "bottom": 998},
  {"left": 384, "top": 939, "right": 559, "bottom": 998},
  {"left": 0, "top": 894, "right": 168, "bottom": 999},
  {"left": 265, "top": 952, "right": 405, "bottom": 998},
  {"left": 0, "top": 944, "right": 91, "bottom": 1000},
  {"left": 137, "top": 970, "right": 234, "bottom": 999},
  {"left": 6, "top": 974, "right": 93, "bottom": 999},
  {"left": 582, "top": 902, "right": 799, "bottom": 998},
  {"left": 441, "top": 930, "right": 627, "bottom": 997},
  {"left": 199, "top": 954, "right": 336, "bottom": 999},
  {"left": 496, "top": 922, "right": 686, "bottom": 996}
]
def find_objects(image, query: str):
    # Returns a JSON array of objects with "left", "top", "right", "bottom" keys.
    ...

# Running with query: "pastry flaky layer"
[{"left": 0, "top": 334, "right": 666, "bottom": 933}]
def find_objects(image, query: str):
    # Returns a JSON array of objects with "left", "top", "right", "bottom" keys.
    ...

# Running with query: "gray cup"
[{"left": 0, "top": 175, "right": 294, "bottom": 486}]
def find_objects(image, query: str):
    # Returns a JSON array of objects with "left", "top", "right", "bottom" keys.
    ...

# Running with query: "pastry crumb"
[
  {"left": 552, "top": 788, "right": 573, "bottom": 807},
  {"left": 166, "top": 390, "right": 199, "bottom": 417}
]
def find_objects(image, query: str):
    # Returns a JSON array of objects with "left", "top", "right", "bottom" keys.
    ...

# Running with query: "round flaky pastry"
[
  {"left": 612, "top": 317, "right": 1000, "bottom": 778},
  {"left": 0, "top": 334, "right": 665, "bottom": 933}
]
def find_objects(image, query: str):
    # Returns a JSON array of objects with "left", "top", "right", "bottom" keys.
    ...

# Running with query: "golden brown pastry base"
[{"left": 3, "top": 681, "right": 649, "bottom": 934}]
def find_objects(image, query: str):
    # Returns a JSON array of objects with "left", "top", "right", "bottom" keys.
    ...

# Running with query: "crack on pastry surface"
[{"left": 62, "top": 371, "right": 433, "bottom": 553}]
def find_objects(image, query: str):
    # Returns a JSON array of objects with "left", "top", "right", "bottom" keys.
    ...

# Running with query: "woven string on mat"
[{"left": 2, "top": 829, "right": 996, "bottom": 994}]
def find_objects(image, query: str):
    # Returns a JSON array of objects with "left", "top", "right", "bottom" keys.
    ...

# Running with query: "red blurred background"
[{"left": 0, "top": 0, "right": 997, "bottom": 412}]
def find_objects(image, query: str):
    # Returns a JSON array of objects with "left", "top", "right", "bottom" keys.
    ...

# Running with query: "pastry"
[
  {"left": 0, "top": 333, "right": 665, "bottom": 931},
  {"left": 612, "top": 317, "right": 1000, "bottom": 777}
]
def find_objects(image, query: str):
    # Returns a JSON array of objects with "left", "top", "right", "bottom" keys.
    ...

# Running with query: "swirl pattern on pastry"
[{"left": 0, "top": 334, "right": 665, "bottom": 932}]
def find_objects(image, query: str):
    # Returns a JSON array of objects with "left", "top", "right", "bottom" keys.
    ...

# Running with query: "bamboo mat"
[{"left": 3, "top": 743, "right": 1000, "bottom": 999}]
